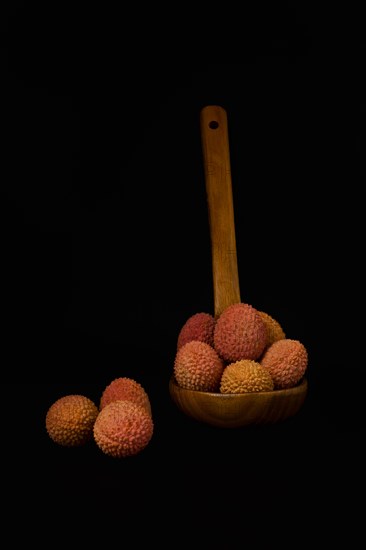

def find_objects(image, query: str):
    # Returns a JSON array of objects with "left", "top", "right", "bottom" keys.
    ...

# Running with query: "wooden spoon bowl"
[
  {"left": 169, "top": 376, "right": 308, "bottom": 428},
  {"left": 169, "top": 105, "right": 309, "bottom": 428}
]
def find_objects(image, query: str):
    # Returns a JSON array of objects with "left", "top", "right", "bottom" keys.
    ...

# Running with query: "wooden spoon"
[{"left": 169, "top": 105, "right": 308, "bottom": 428}]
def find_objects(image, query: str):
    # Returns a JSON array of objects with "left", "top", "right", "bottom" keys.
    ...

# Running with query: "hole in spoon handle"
[{"left": 200, "top": 105, "right": 241, "bottom": 318}]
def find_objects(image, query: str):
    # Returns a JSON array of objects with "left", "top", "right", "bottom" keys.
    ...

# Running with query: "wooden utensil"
[{"left": 169, "top": 105, "right": 308, "bottom": 428}]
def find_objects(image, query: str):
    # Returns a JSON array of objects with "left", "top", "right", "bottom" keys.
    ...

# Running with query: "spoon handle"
[{"left": 200, "top": 105, "right": 241, "bottom": 318}]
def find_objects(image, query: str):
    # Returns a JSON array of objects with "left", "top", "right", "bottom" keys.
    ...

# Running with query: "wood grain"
[
  {"left": 200, "top": 105, "right": 241, "bottom": 317},
  {"left": 169, "top": 376, "right": 308, "bottom": 428}
]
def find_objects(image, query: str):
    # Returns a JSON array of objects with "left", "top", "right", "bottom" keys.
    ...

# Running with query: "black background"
[{"left": 1, "top": 3, "right": 364, "bottom": 545}]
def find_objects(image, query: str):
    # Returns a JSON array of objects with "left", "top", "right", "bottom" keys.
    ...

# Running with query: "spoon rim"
[{"left": 169, "top": 375, "right": 308, "bottom": 398}]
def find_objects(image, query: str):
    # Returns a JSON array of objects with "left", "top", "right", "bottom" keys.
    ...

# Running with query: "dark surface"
[{"left": 1, "top": 3, "right": 364, "bottom": 545}]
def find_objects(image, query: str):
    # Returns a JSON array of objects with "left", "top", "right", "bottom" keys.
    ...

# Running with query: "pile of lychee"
[
  {"left": 45, "top": 377, "right": 153, "bottom": 458},
  {"left": 173, "top": 302, "right": 308, "bottom": 394}
]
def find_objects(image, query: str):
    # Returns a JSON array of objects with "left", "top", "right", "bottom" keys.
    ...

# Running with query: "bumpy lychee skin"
[
  {"left": 177, "top": 312, "right": 216, "bottom": 350},
  {"left": 100, "top": 377, "right": 152, "bottom": 416},
  {"left": 213, "top": 302, "right": 267, "bottom": 362},
  {"left": 93, "top": 400, "right": 154, "bottom": 458},
  {"left": 46, "top": 394, "right": 99, "bottom": 447},
  {"left": 260, "top": 338, "right": 308, "bottom": 389},
  {"left": 174, "top": 340, "right": 225, "bottom": 392},
  {"left": 258, "top": 310, "right": 286, "bottom": 348},
  {"left": 220, "top": 360, "right": 274, "bottom": 394}
]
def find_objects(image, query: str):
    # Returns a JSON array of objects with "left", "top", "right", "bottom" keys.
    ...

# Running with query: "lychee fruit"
[
  {"left": 177, "top": 312, "right": 216, "bottom": 350},
  {"left": 45, "top": 394, "right": 99, "bottom": 447},
  {"left": 100, "top": 377, "right": 152, "bottom": 416},
  {"left": 93, "top": 400, "right": 154, "bottom": 458},
  {"left": 260, "top": 338, "right": 308, "bottom": 389},
  {"left": 174, "top": 340, "right": 225, "bottom": 392},
  {"left": 213, "top": 302, "right": 267, "bottom": 362},
  {"left": 220, "top": 359, "right": 274, "bottom": 393}
]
